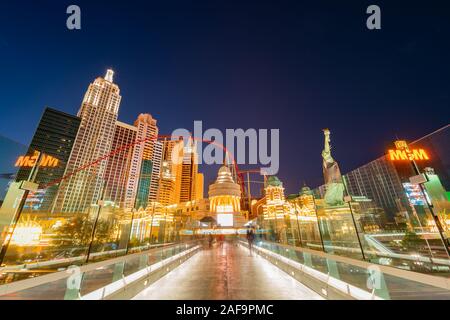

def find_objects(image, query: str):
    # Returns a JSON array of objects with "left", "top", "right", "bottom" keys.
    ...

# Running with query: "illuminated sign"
[
  {"left": 394, "top": 140, "right": 408, "bottom": 149},
  {"left": 403, "top": 183, "right": 427, "bottom": 206},
  {"left": 15, "top": 152, "right": 59, "bottom": 168},
  {"left": 217, "top": 213, "right": 234, "bottom": 227},
  {"left": 388, "top": 140, "right": 429, "bottom": 161}
]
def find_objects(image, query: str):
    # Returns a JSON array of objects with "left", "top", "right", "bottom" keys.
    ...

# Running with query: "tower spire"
[
  {"left": 105, "top": 69, "right": 114, "bottom": 83},
  {"left": 223, "top": 151, "right": 228, "bottom": 167}
]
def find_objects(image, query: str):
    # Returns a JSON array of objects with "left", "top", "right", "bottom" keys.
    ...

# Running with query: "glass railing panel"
[
  {"left": 0, "top": 242, "right": 197, "bottom": 300},
  {"left": 0, "top": 136, "right": 33, "bottom": 256},
  {"left": 0, "top": 142, "right": 99, "bottom": 275},
  {"left": 79, "top": 263, "right": 117, "bottom": 296},
  {"left": 86, "top": 205, "right": 130, "bottom": 263},
  {"left": 411, "top": 128, "right": 450, "bottom": 251},
  {"left": 342, "top": 156, "right": 450, "bottom": 272},
  {"left": 256, "top": 239, "right": 450, "bottom": 300},
  {"left": 310, "top": 254, "right": 329, "bottom": 275},
  {"left": 147, "top": 250, "right": 159, "bottom": 266},
  {"left": 292, "top": 248, "right": 305, "bottom": 264},
  {"left": 332, "top": 261, "right": 371, "bottom": 292},
  {"left": 382, "top": 272, "right": 450, "bottom": 300},
  {"left": 0, "top": 126, "right": 201, "bottom": 289},
  {"left": 314, "top": 196, "right": 365, "bottom": 260},
  {"left": 0, "top": 277, "right": 69, "bottom": 300},
  {"left": 123, "top": 255, "right": 144, "bottom": 277}
]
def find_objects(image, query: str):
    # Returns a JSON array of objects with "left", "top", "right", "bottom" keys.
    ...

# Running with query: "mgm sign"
[
  {"left": 15, "top": 151, "right": 59, "bottom": 168},
  {"left": 388, "top": 140, "right": 430, "bottom": 161}
]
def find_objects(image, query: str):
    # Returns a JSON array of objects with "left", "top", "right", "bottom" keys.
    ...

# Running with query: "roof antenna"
[{"left": 105, "top": 69, "right": 114, "bottom": 82}]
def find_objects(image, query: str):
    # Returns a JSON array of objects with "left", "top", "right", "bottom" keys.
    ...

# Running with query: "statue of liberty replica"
[{"left": 322, "top": 128, "right": 345, "bottom": 206}]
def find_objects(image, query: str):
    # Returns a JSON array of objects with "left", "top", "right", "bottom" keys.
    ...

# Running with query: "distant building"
[
  {"left": 156, "top": 138, "right": 184, "bottom": 206},
  {"left": 180, "top": 139, "right": 200, "bottom": 203},
  {"left": 132, "top": 114, "right": 159, "bottom": 209},
  {"left": 343, "top": 157, "right": 407, "bottom": 225},
  {"left": 16, "top": 107, "right": 80, "bottom": 212},
  {"left": 53, "top": 70, "right": 121, "bottom": 213},
  {"left": 208, "top": 164, "right": 242, "bottom": 227},
  {"left": 149, "top": 141, "right": 163, "bottom": 203},
  {"left": 195, "top": 173, "right": 204, "bottom": 200},
  {"left": 103, "top": 121, "right": 137, "bottom": 209},
  {"left": 262, "top": 176, "right": 290, "bottom": 221},
  {"left": 0, "top": 135, "right": 26, "bottom": 204}
]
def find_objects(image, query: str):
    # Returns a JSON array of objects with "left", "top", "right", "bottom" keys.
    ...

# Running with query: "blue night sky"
[{"left": 0, "top": 0, "right": 449, "bottom": 194}]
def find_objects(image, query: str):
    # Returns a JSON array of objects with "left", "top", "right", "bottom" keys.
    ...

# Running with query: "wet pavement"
[{"left": 133, "top": 241, "right": 323, "bottom": 300}]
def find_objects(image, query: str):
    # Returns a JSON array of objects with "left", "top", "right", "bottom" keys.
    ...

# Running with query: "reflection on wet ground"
[{"left": 133, "top": 241, "right": 323, "bottom": 300}]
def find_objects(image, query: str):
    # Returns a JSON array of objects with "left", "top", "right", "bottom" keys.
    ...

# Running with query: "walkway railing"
[
  {"left": 244, "top": 240, "right": 450, "bottom": 300},
  {"left": 0, "top": 240, "right": 201, "bottom": 300}
]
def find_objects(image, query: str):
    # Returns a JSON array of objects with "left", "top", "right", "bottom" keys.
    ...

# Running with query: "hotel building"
[
  {"left": 208, "top": 164, "right": 242, "bottom": 227},
  {"left": 156, "top": 138, "right": 184, "bottom": 206},
  {"left": 16, "top": 107, "right": 81, "bottom": 213},
  {"left": 132, "top": 114, "right": 159, "bottom": 210},
  {"left": 103, "top": 121, "right": 137, "bottom": 209},
  {"left": 53, "top": 70, "right": 121, "bottom": 214}
]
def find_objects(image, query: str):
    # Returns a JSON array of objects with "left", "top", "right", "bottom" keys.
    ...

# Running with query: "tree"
[
  {"left": 401, "top": 230, "right": 422, "bottom": 251},
  {"left": 55, "top": 215, "right": 93, "bottom": 247}
]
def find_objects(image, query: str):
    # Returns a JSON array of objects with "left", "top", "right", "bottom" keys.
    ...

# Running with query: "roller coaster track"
[{"left": 39, "top": 134, "right": 252, "bottom": 197}]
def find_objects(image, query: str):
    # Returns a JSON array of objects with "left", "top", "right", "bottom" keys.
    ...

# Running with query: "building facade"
[
  {"left": 53, "top": 70, "right": 122, "bottom": 214},
  {"left": 180, "top": 139, "right": 199, "bottom": 203},
  {"left": 208, "top": 165, "right": 242, "bottom": 227},
  {"left": 132, "top": 114, "right": 159, "bottom": 210},
  {"left": 195, "top": 173, "right": 204, "bottom": 200},
  {"left": 16, "top": 107, "right": 81, "bottom": 212},
  {"left": 103, "top": 121, "right": 137, "bottom": 209},
  {"left": 156, "top": 138, "right": 184, "bottom": 206}
]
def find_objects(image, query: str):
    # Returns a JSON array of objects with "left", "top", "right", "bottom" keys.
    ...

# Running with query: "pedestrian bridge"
[
  {"left": 133, "top": 242, "right": 323, "bottom": 300},
  {"left": 0, "top": 239, "right": 450, "bottom": 300}
]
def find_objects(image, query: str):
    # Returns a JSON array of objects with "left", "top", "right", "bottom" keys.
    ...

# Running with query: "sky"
[{"left": 0, "top": 0, "right": 449, "bottom": 195}]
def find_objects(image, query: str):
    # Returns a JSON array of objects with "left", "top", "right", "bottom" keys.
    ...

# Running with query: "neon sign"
[
  {"left": 388, "top": 140, "right": 429, "bottom": 161},
  {"left": 15, "top": 152, "right": 59, "bottom": 168}
]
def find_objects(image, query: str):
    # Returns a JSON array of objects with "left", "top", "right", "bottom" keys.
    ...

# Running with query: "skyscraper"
[
  {"left": 53, "top": 70, "right": 121, "bottom": 213},
  {"left": 149, "top": 141, "right": 163, "bottom": 202},
  {"left": 195, "top": 173, "right": 204, "bottom": 200},
  {"left": 156, "top": 138, "right": 184, "bottom": 206},
  {"left": 103, "top": 121, "right": 137, "bottom": 209},
  {"left": 15, "top": 107, "right": 81, "bottom": 212},
  {"left": 180, "top": 138, "right": 199, "bottom": 203},
  {"left": 131, "top": 114, "right": 159, "bottom": 210}
]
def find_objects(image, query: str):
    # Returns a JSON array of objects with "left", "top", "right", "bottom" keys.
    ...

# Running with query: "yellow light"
[
  {"left": 11, "top": 225, "right": 42, "bottom": 246},
  {"left": 394, "top": 140, "right": 408, "bottom": 150},
  {"left": 216, "top": 204, "right": 233, "bottom": 213},
  {"left": 388, "top": 141, "right": 429, "bottom": 161},
  {"left": 15, "top": 152, "right": 59, "bottom": 168}
]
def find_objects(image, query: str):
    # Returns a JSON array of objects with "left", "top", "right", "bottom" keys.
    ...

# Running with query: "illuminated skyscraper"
[
  {"left": 149, "top": 141, "right": 163, "bottom": 202},
  {"left": 195, "top": 173, "right": 204, "bottom": 200},
  {"left": 129, "top": 114, "right": 159, "bottom": 210},
  {"left": 15, "top": 107, "right": 81, "bottom": 212},
  {"left": 156, "top": 138, "right": 184, "bottom": 206},
  {"left": 180, "top": 139, "right": 200, "bottom": 202},
  {"left": 103, "top": 121, "right": 137, "bottom": 209},
  {"left": 53, "top": 70, "right": 121, "bottom": 213}
]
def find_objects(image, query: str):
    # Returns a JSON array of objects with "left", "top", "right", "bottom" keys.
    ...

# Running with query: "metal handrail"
[
  {"left": 0, "top": 239, "right": 200, "bottom": 296},
  {"left": 0, "top": 242, "right": 175, "bottom": 272},
  {"left": 254, "top": 240, "right": 450, "bottom": 291}
]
